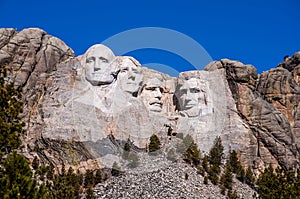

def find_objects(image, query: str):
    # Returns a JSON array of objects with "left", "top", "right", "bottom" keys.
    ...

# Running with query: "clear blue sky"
[{"left": 0, "top": 0, "right": 299, "bottom": 75}]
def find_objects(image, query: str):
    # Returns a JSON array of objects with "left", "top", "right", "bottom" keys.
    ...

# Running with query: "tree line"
[{"left": 1, "top": 63, "right": 299, "bottom": 198}]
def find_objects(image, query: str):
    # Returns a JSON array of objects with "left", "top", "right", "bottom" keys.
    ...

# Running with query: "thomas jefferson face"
[
  {"left": 140, "top": 78, "right": 164, "bottom": 112},
  {"left": 117, "top": 57, "right": 143, "bottom": 95},
  {"left": 177, "top": 78, "right": 206, "bottom": 117},
  {"left": 85, "top": 44, "right": 116, "bottom": 86}
]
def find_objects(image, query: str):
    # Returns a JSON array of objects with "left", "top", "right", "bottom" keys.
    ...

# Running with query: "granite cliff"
[{"left": 0, "top": 28, "right": 299, "bottom": 175}]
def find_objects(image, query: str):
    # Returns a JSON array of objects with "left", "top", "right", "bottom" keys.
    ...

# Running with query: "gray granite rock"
[{"left": 0, "top": 27, "right": 299, "bottom": 175}]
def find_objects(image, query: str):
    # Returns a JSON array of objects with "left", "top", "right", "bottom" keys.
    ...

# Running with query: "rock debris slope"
[{"left": 94, "top": 157, "right": 255, "bottom": 199}]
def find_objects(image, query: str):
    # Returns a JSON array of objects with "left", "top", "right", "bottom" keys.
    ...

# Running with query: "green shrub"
[
  {"left": 167, "top": 148, "right": 177, "bottom": 161},
  {"left": 127, "top": 153, "right": 139, "bottom": 168},
  {"left": 148, "top": 134, "right": 161, "bottom": 155},
  {"left": 122, "top": 138, "right": 131, "bottom": 160},
  {"left": 111, "top": 162, "right": 122, "bottom": 176}
]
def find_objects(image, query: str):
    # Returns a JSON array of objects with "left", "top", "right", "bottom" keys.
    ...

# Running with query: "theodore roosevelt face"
[{"left": 140, "top": 78, "right": 164, "bottom": 112}]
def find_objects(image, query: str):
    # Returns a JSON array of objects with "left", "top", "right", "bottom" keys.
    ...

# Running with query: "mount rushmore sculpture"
[
  {"left": 24, "top": 43, "right": 298, "bottom": 172},
  {"left": 36, "top": 44, "right": 232, "bottom": 167},
  {"left": 1, "top": 28, "right": 297, "bottom": 173}
]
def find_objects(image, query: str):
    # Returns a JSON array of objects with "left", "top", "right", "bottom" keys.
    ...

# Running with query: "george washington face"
[{"left": 85, "top": 44, "right": 116, "bottom": 86}]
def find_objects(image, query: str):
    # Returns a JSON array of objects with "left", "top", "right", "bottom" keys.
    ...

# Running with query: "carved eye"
[
  {"left": 180, "top": 89, "right": 187, "bottom": 95},
  {"left": 145, "top": 87, "right": 156, "bottom": 91},
  {"left": 99, "top": 57, "right": 109, "bottom": 63},
  {"left": 86, "top": 57, "right": 95, "bottom": 63},
  {"left": 120, "top": 67, "right": 128, "bottom": 73},
  {"left": 132, "top": 68, "right": 139, "bottom": 74},
  {"left": 190, "top": 88, "right": 200, "bottom": 93}
]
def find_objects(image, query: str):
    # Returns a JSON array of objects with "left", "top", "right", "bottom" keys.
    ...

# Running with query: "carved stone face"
[
  {"left": 140, "top": 78, "right": 164, "bottom": 112},
  {"left": 85, "top": 44, "right": 116, "bottom": 86},
  {"left": 177, "top": 78, "right": 206, "bottom": 117},
  {"left": 117, "top": 57, "right": 143, "bottom": 95}
]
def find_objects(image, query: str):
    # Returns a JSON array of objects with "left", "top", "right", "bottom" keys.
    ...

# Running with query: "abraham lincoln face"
[{"left": 176, "top": 78, "right": 206, "bottom": 117}]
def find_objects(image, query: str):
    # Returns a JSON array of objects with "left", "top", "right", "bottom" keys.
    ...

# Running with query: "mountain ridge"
[{"left": 0, "top": 27, "right": 299, "bottom": 177}]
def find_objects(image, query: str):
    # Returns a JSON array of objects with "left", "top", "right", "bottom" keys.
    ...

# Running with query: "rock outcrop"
[
  {"left": 0, "top": 28, "right": 299, "bottom": 174},
  {"left": 205, "top": 59, "right": 299, "bottom": 173},
  {"left": 0, "top": 28, "right": 76, "bottom": 169}
]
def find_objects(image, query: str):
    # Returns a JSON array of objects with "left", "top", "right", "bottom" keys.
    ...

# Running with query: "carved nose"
[
  {"left": 184, "top": 98, "right": 192, "bottom": 106},
  {"left": 154, "top": 88, "right": 162, "bottom": 99},
  {"left": 94, "top": 59, "right": 102, "bottom": 70},
  {"left": 186, "top": 91, "right": 193, "bottom": 99},
  {"left": 128, "top": 70, "right": 135, "bottom": 79}
]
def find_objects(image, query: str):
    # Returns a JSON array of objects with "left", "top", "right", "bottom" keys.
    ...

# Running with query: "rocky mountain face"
[{"left": 0, "top": 28, "right": 299, "bottom": 175}]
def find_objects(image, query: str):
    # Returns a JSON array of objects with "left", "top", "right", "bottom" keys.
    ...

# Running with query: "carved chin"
[
  {"left": 148, "top": 104, "right": 162, "bottom": 112},
  {"left": 183, "top": 108, "right": 200, "bottom": 117},
  {"left": 122, "top": 84, "right": 139, "bottom": 94},
  {"left": 86, "top": 75, "right": 115, "bottom": 86}
]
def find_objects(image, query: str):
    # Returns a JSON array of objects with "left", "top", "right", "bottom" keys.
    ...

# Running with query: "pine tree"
[
  {"left": 148, "top": 134, "right": 161, "bottom": 155},
  {"left": 254, "top": 165, "right": 300, "bottom": 199},
  {"left": 257, "top": 165, "right": 278, "bottom": 198},
  {"left": 167, "top": 148, "right": 177, "bottom": 161},
  {"left": 227, "top": 190, "right": 239, "bottom": 199},
  {"left": 175, "top": 141, "right": 186, "bottom": 154},
  {"left": 46, "top": 166, "right": 54, "bottom": 180},
  {"left": 206, "top": 137, "right": 224, "bottom": 185},
  {"left": 127, "top": 153, "right": 139, "bottom": 168},
  {"left": 32, "top": 156, "right": 40, "bottom": 170},
  {"left": 204, "top": 175, "right": 208, "bottom": 184},
  {"left": 47, "top": 166, "right": 83, "bottom": 198},
  {"left": 183, "top": 134, "right": 194, "bottom": 148},
  {"left": 61, "top": 163, "right": 66, "bottom": 176},
  {"left": 224, "top": 150, "right": 247, "bottom": 189},
  {"left": 122, "top": 138, "right": 131, "bottom": 159},
  {"left": 0, "top": 152, "right": 45, "bottom": 198},
  {"left": 202, "top": 154, "right": 209, "bottom": 173},
  {"left": 220, "top": 161, "right": 233, "bottom": 190},
  {"left": 111, "top": 162, "right": 121, "bottom": 176},
  {"left": 236, "top": 166, "right": 245, "bottom": 183},
  {"left": 0, "top": 65, "right": 46, "bottom": 198},
  {"left": 220, "top": 184, "right": 226, "bottom": 195},
  {"left": 228, "top": 150, "right": 241, "bottom": 174},
  {"left": 245, "top": 166, "right": 255, "bottom": 187},
  {"left": 94, "top": 169, "right": 102, "bottom": 184},
  {"left": 84, "top": 169, "right": 95, "bottom": 188},
  {"left": 86, "top": 186, "right": 95, "bottom": 199},
  {"left": 208, "top": 165, "right": 220, "bottom": 185},
  {"left": 183, "top": 137, "right": 201, "bottom": 166},
  {"left": 185, "top": 173, "right": 189, "bottom": 180},
  {"left": 209, "top": 136, "right": 224, "bottom": 167},
  {"left": 197, "top": 165, "right": 205, "bottom": 176},
  {"left": 36, "top": 165, "right": 49, "bottom": 181},
  {"left": 0, "top": 64, "right": 24, "bottom": 155}
]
